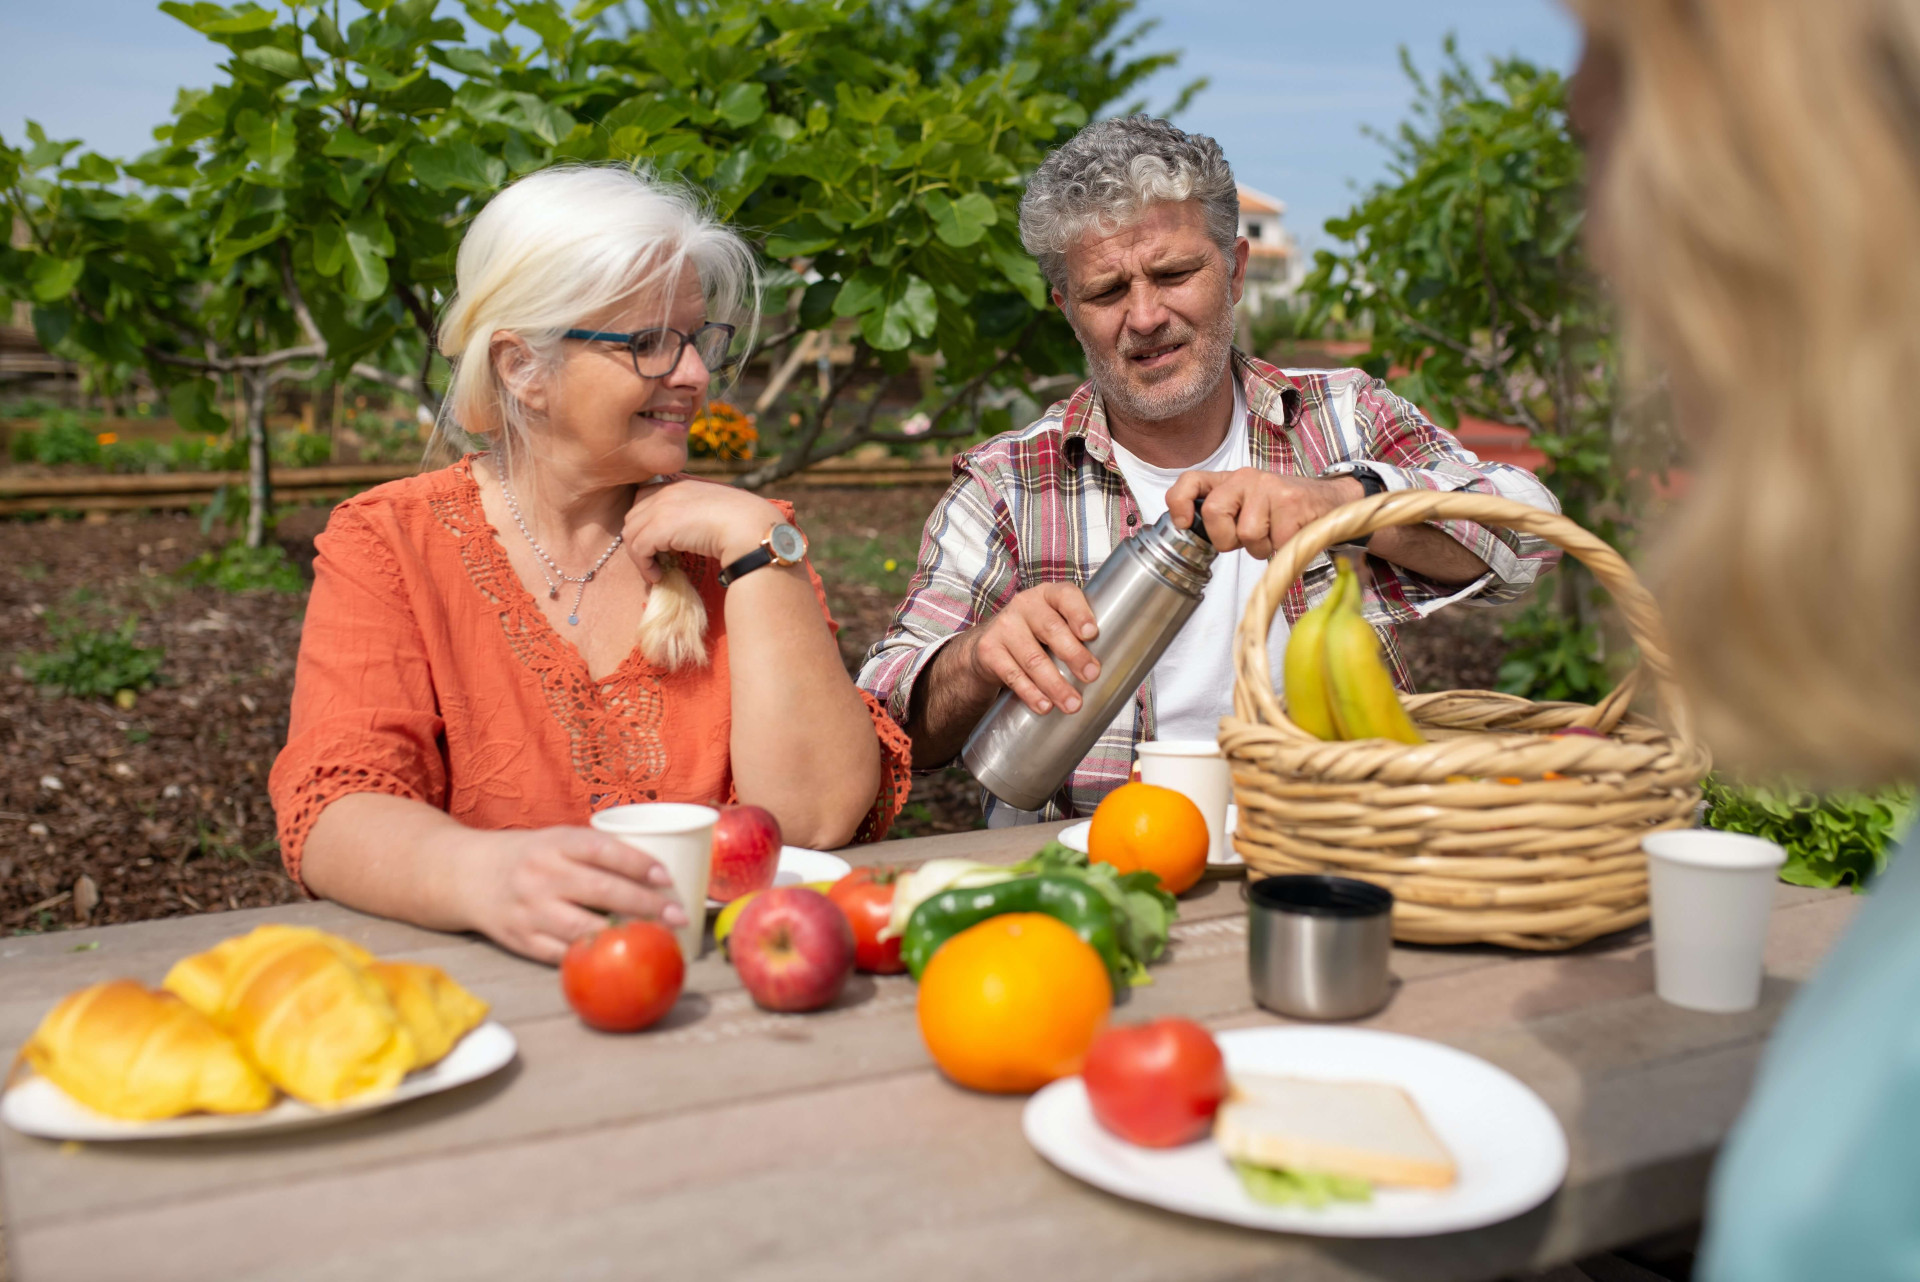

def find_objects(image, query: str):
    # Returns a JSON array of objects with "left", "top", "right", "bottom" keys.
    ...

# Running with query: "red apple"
[
  {"left": 730, "top": 887, "right": 855, "bottom": 1012},
  {"left": 709, "top": 804, "right": 783, "bottom": 903}
]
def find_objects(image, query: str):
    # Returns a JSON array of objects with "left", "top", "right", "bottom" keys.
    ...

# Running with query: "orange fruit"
[
  {"left": 916, "top": 913, "right": 1112, "bottom": 1094},
  {"left": 1086, "top": 781, "right": 1209, "bottom": 894}
]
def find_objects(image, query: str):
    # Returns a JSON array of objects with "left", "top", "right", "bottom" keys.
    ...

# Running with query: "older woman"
[
  {"left": 269, "top": 166, "right": 909, "bottom": 964},
  {"left": 1570, "top": 1, "right": 1920, "bottom": 1277}
]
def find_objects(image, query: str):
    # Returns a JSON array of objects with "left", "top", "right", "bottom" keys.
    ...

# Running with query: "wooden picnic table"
[{"left": 0, "top": 822, "right": 1857, "bottom": 1282}]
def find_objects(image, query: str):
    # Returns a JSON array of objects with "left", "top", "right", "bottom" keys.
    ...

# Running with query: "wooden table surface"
[{"left": 0, "top": 823, "right": 1857, "bottom": 1282}]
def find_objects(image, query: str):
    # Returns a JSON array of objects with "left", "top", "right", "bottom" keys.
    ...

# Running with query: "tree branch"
[
  {"left": 279, "top": 242, "right": 326, "bottom": 350},
  {"left": 393, "top": 280, "right": 437, "bottom": 345},
  {"left": 733, "top": 341, "right": 873, "bottom": 489}
]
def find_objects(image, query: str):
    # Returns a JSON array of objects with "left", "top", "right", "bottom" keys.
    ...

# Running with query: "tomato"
[
  {"left": 827, "top": 867, "right": 906, "bottom": 975},
  {"left": 560, "top": 919, "right": 685, "bottom": 1032},
  {"left": 1082, "top": 1018, "right": 1227, "bottom": 1147}
]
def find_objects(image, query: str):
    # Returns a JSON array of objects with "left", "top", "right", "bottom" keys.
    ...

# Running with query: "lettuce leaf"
[
  {"left": 1702, "top": 777, "right": 1916, "bottom": 891},
  {"left": 1018, "top": 841, "right": 1179, "bottom": 985},
  {"left": 1231, "top": 1161, "right": 1372, "bottom": 1208}
]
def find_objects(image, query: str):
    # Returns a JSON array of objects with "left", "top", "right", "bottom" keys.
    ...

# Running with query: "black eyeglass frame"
[{"left": 562, "top": 322, "right": 738, "bottom": 379}]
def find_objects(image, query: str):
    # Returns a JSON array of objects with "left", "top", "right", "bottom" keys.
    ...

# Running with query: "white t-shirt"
[{"left": 1108, "top": 384, "right": 1290, "bottom": 743}]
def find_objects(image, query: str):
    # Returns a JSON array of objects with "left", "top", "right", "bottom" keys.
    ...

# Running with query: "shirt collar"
[{"left": 1064, "top": 349, "right": 1301, "bottom": 467}]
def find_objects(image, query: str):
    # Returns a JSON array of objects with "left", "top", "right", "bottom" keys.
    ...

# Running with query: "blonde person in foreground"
[
  {"left": 1569, "top": 1, "right": 1920, "bottom": 1276},
  {"left": 268, "top": 166, "right": 908, "bottom": 964}
]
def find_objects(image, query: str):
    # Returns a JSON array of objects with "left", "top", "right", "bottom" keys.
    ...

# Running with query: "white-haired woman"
[{"left": 269, "top": 166, "right": 909, "bottom": 963}]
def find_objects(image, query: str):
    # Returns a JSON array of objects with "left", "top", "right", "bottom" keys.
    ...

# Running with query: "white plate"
[
  {"left": 1023, "top": 1026, "right": 1567, "bottom": 1237},
  {"left": 708, "top": 846, "right": 851, "bottom": 908},
  {"left": 1057, "top": 804, "right": 1244, "bottom": 867},
  {"left": 2, "top": 1020, "right": 518, "bottom": 1142}
]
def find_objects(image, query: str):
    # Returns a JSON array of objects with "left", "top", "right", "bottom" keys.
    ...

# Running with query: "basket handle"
[{"left": 1230, "top": 490, "right": 1697, "bottom": 746}]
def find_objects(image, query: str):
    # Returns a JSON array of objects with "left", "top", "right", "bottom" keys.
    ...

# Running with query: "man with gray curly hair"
[{"left": 860, "top": 116, "right": 1561, "bottom": 823}]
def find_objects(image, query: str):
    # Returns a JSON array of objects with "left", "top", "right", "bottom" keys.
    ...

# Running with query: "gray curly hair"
[{"left": 1018, "top": 116, "right": 1240, "bottom": 295}]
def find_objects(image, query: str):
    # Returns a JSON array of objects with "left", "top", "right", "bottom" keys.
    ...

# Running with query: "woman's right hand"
[{"left": 459, "top": 826, "right": 689, "bottom": 965}]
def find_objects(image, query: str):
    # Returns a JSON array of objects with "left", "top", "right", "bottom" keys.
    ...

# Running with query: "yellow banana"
[
  {"left": 1323, "top": 560, "right": 1425, "bottom": 745},
  {"left": 1283, "top": 561, "right": 1354, "bottom": 740}
]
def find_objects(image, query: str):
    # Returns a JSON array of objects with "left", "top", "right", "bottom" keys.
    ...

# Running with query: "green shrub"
[
  {"left": 178, "top": 541, "right": 304, "bottom": 594},
  {"left": 1703, "top": 777, "right": 1917, "bottom": 890},
  {"left": 10, "top": 412, "right": 101, "bottom": 466},
  {"left": 22, "top": 616, "right": 164, "bottom": 699},
  {"left": 279, "top": 430, "right": 332, "bottom": 469},
  {"left": 1495, "top": 600, "right": 1619, "bottom": 703}
]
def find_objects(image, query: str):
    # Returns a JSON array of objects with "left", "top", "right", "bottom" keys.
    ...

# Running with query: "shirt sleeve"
[
  {"left": 854, "top": 462, "right": 1021, "bottom": 747},
  {"left": 267, "top": 503, "right": 449, "bottom": 891},
  {"left": 775, "top": 500, "right": 912, "bottom": 843},
  {"left": 1341, "top": 378, "right": 1563, "bottom": 616}
]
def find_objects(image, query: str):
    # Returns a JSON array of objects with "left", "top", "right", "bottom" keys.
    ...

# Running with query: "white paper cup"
[
  {"left": 1135, "top": 740, "right": 1232, "bottom": 864},
  {"left": 1644, "top": 829, "right": 1787, "bottom": 1013},
  {"left": 588, "top": 803, "right": 719, "bottom": 962}
]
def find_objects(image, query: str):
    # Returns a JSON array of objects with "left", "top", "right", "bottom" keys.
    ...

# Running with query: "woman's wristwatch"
[{"left": 719, "top": 522, "right": 809, "bottom": 586}]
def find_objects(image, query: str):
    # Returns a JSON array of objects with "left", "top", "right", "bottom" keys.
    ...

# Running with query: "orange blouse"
[{"left": 269, "top": 456, "right": 912, "bottom": 886}]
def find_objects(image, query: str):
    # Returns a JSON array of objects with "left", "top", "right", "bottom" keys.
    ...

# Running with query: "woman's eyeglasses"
[{"left": 562, "top": 323, "right": 738, "bottom": 379}]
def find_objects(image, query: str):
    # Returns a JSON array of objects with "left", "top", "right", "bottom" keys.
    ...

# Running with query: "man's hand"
[
  {"left": 1165, "top": 469, "right": 1363, "bottom": 559},
  {"left": 955, "top": 581, "right": 1102, "bottom": 716}
]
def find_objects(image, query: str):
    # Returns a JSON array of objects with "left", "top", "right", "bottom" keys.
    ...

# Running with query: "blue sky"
[{"left": 0, "top": 0, "right": 1581, "bottom": 253}]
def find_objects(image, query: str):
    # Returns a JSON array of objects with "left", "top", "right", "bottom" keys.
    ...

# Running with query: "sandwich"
[{"left": 1213, "top": 1074, "right": 1457, "bottom": 1207}]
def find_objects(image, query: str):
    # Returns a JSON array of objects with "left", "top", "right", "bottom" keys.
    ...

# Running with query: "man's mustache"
[{"left": 1115, "top": 323, "right": 1195, "bottom": 359}]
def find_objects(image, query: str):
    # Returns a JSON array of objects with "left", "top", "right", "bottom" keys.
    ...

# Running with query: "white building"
[{"left": 1236, "top": 184, "right": 1302, "bottom": 313}]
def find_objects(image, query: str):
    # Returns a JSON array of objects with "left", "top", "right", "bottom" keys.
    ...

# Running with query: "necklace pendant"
[
  {"left": 548, "top": 587, "right": 560, "bottom": 600},
  {"left": 567, "top": 613, "right": 580, "bottom": 626}
]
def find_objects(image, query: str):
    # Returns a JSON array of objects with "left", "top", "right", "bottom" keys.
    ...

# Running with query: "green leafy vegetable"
[
  {"left": 1231, "top": 1161, "right": 1372, "bottom": 1208},
  {"left": 1021, "top": 841, "right": 1178, "bottom": 985},
  {"left": 1702, "top": 775, "right": 1916, "bottom": 891}
]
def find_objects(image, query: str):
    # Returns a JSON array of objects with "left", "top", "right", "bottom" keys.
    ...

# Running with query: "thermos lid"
[{"left": 1135, "top": 511, "right": 1216, "bottom": 596}]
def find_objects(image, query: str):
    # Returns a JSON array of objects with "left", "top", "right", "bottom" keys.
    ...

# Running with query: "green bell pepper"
[{"left": 900, "top": 874, "right": 1124, "bottom": 988}]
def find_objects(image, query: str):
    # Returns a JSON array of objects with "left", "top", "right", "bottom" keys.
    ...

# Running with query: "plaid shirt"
[{"left": 857, "top": 353, "right": 1562, "bottom": 821}]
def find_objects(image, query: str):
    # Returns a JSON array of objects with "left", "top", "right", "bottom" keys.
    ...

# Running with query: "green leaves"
[
  {"left": 26, "top": 257, "right": 84, "bottom": 303},
  {"left": 925, "top": 189, "right": 997, "bottom": 247},
  {"left": 1704, "top": 776, "right": 1918, "bottom": 891},
  {"left": 342, "top": 211, "right": 395, "bottom": 301},
  {"left": 408, "top": 141, "right": 506, "bottom": 192}
]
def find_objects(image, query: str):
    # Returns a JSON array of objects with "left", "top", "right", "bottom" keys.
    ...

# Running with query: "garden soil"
[{"left": 0, "top": 485, "right": 1508, "bottom": 937}]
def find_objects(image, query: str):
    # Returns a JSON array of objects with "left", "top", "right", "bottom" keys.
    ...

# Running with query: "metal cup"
[{"left": 1247, "top": 875, "right": 1395, "bottom": 1020}]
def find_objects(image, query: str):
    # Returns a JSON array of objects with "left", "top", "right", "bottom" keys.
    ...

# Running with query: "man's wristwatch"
[
  {"left": 719, "top": 521, "right": 809, "bottom": 586},
  {"left": 1325, "top": 465, "right": 1386, "bottom": 549}
]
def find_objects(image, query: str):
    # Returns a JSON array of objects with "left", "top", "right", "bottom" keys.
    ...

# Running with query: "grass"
[{"left": 807, "top": 530, "right": 917, "bottom": 593}]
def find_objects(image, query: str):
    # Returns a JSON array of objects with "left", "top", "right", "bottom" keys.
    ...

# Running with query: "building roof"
[{"left": 1236, "top": 185, "right": 1285, "bottom": 216}]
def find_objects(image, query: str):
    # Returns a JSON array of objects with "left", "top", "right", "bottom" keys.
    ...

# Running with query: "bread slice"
[{"left": 1214, "top": 1074, "right": 1457, "bottom": 1189}]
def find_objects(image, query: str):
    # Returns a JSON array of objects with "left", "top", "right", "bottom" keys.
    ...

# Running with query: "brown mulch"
[{"left": 0, "top": 485, "right": 1515, "bottom": 937}]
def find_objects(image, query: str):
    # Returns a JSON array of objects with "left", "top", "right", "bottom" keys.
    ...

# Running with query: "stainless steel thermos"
[{"left": 960, "top": 511, "right": 1217, "bottom": 812}]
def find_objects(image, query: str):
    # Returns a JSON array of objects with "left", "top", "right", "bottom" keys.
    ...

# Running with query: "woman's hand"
[
  {"left": 623, "top": 477, "right": 782, "bottom": 583},
  {"left": 459, "top": 825, "right": 689, "bottom": 965}
]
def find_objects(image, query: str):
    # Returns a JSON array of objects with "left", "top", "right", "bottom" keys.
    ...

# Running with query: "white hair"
[{"left": 429, "top": 164, "right": 758, "bottom": 670}]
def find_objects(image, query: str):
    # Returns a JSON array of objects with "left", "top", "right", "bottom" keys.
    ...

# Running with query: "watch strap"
[
  {"left": 1341, "top": 466, "right": 1386, "bottom": 549},
  {"left": 718, "top": 546, "right": 776, "bottom": 587}
]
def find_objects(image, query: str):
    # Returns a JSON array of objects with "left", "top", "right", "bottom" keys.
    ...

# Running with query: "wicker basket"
[{"left": 1219, "top": 491, "right": 1711, "bottom": 950}]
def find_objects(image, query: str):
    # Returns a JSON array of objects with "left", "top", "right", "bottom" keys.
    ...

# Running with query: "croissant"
[
  {"left": 163, "top": 925, "right": 415, "bottom": 1106},
  {"left": 365, "top": 962, "right": 490, "bottom": 1069},
  {"left": 21, "top": 980, "right": 274, "bottom": 1120}
]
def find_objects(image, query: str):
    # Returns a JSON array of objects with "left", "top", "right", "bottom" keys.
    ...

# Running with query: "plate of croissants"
[{"left": 4, "top": 924, "right": 514, "bottom": 1141}]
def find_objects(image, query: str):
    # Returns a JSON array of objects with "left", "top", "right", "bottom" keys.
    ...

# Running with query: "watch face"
[{"left": 768, "top": 523, "right": 807, "bottom": 563}]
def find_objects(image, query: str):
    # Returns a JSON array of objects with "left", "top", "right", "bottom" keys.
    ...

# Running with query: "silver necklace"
[{"left": 499, "top": 476, "right": 623, "bottom": 627}]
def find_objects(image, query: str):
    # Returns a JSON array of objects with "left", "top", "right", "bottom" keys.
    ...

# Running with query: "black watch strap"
[
  {"left": 718, "top": 547, "right": 775, "bottom": 587},
  {"left": 1345, "top": 467, "right": 1386, "bottom": 549}
]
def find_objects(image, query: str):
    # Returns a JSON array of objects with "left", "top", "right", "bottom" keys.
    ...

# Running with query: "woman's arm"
[
  {"left": 624, "top": 481, "right": 884, "bottom": 848},
  {"left": 300, "top": 796, "right": 684, "bottom": 965}
]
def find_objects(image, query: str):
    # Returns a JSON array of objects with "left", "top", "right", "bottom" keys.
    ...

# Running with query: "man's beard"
[{"left": 1081, "top": 299, "right": 1236, "bottom": 424}]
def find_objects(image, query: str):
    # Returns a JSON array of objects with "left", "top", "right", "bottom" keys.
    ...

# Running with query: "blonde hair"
[
  {"left": 430, "top": 164, "right": 758, "bottom": 670},
  {"left": 1577, "top": 0, "right": 1920, "bottom": 784}
]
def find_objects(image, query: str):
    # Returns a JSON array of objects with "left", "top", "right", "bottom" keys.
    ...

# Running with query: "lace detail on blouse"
[{"left": 430, "top": 464, "right": 672, "bottom": 797}]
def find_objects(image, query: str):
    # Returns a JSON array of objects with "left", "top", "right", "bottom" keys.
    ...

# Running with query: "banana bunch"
[{"left": 1284, "top": 557, "right": 1425, "bottom": 744}]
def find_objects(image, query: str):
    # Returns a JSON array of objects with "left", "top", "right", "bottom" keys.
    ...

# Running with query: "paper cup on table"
[
  {"left": 1135, "top": 740, "right": 1232, "bottom": 864},
  {"left": 1644, "top": 829, "right": 1786, "bottom": 1013},
  {"left": 589, "top": 803, "right": 718, "bottom": 962}
]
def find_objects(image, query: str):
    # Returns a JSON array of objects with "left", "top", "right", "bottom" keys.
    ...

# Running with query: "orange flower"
[{"left": 95, "top": 432, "right": 119, "bottom": 446}]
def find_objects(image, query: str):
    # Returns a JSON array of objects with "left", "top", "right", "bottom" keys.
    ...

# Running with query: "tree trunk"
[{"left": 244, "top": 372, "right": 272, "bottom": 550}]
